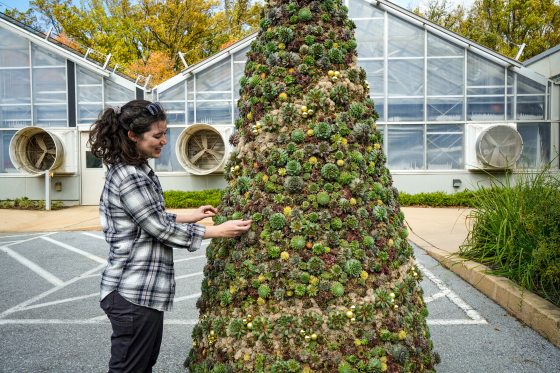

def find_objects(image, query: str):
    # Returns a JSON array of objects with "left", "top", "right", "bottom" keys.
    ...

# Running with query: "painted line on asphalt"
[
  {"left": 18, "top": 293, "right": 98, "bottom": 311},
  {"left": 40, "top": 236, "right": 106, "bottom": 264},
  {"left": 174, "top": 293, "right": 201, "bottom": 302},
  {"left": 424, "top": 290, "right": 450, "bottom": 303},
  {"left": 428, "top": 319, "right": 488, "bottom": 325},
  {"left": 82, "top": 232, "right": 105, "bottom": 240},
  {"left": 0, "top": 232, "right": 45, "bottom": 239},
  {"left": 417, "top": 262, "right": 487, "bottom": 324},
  {"left": 175, "top": 272, "right": 203, "bottom": 280},
  {"left": 175, "top": 255, "right": 206, "bottom": 263},
  {"left": 0, "top": 245, "right": 64, "bottom": 286},
  {"left": 0, "top": 263, "right": 106, "bottom": 319}
]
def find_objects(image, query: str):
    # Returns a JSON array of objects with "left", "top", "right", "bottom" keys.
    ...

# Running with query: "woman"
[{"left": 89, "top": 99, "right": 251, "bottom": 372}]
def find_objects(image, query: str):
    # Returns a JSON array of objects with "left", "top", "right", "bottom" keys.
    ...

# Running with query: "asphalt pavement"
[{"left": 0, "top": 206, "right": 559, "bottom": 372}]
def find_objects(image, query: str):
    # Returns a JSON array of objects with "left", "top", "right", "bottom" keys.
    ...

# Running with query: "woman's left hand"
[{"left": 177, "top": 205, "right": 218, "bottom": 223}]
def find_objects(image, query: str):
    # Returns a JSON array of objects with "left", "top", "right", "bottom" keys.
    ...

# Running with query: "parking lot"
[{"left": 1, "top": 231, "right": 559, "bottom": 372}]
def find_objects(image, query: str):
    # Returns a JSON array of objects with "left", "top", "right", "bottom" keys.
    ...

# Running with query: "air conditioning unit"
[
  {"left": 176, "top": 124, "right": 232, "bottom": 175},
  {"left": 9, "top": 126, "right": 78, "bottom": 175},
  {"left": 465, "top": 123, "right": 523, "bottom": 170}
]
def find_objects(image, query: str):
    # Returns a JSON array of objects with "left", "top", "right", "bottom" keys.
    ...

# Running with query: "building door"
[{"left": 80, "top": 131, "right": 105, "bottom": 205}]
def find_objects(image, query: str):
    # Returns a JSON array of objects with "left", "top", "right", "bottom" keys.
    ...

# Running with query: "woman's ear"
[{"left": 127, "top": 130, "right": 138, "bottom": 143}]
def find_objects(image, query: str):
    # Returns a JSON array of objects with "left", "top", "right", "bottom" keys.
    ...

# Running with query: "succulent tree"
[{"left": 186, "top": 0, "right": 438, "bottom": 371}]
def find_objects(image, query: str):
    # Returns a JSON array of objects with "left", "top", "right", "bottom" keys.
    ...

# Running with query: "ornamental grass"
[{"left": 460, "top": 167, "right": 560, "bottom": 307}]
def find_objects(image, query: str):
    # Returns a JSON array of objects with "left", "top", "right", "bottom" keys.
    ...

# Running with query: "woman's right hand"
[{"left": 203, "top": 219, "right": 252, "bottom": 238}]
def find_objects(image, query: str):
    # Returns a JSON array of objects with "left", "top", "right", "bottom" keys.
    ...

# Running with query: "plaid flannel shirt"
[{"left": 99, "top": 162, "right": 206, "bottom": 311}]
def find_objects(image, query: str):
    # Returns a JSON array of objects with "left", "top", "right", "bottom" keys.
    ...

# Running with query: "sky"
[{"left": 0, "top": 1, "right": 31, "bottom": 11}]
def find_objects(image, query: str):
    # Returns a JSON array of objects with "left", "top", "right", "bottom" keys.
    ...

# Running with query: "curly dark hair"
[{"left": 88, "top": 100, "right": 167, "bottom": 166}]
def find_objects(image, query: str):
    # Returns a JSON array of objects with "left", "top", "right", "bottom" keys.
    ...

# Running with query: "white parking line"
[
  {"left": 0, "top": 245, "right": 64, "bottom": 286},
  {"left": 417, "top": 262, "right": 487, "bottom": 325},
  {"left": 175, "top": 272, "right": 203, "bottom": 280},
  {"left": 0, "top": 263, "right": 105, "bottom": 319},
  {"left": 40, "top": 236, "right": 106, "bottom": 264},
  {"left": 174, "top": 255, "right": 206, "bottom": 263},
  {"left": 174, "top": 293, "right": 201, "bottom": 302},
  {"left": 17, "top": 293, "right": 98, "bottom": 312},
  {"left": 81, "top": 232, "right": 105, "bottom": 240}
]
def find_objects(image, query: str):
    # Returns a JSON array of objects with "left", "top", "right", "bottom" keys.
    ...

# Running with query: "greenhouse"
[{"left": 0, "top": 0, "right": 558, "bottom": 205}]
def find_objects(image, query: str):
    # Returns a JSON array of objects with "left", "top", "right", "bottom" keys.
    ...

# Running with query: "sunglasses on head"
[{"left": 146, "top": 102, "right": 163, "bottom": 116}]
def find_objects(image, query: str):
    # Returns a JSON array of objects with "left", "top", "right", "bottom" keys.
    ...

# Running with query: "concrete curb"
[{"left": 415, "top": 242, "right": 560, "bottom": 348}]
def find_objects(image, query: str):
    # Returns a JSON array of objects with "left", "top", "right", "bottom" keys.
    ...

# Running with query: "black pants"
[{"left": 100, "top": 291, "right": 164, "bottom": 373}]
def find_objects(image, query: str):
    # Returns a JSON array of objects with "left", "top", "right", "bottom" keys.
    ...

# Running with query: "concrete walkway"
[{"left": 0, "top": 205, "right": 558, "bottom": 348}]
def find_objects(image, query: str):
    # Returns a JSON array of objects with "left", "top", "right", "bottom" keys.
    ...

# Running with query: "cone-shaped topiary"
[{"left": 186, "top": 0, "right": 438, "bottom": 371}]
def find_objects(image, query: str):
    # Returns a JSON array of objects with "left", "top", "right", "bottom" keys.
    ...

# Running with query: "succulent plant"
[{"left": 187, "top": 1, "right": 436, "bottom": 371}]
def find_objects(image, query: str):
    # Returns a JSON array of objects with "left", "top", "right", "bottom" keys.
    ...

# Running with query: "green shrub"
[
  {"left": 397, "top": 190, "right": 478, "bottom": 207},
  {"left": 459, "top": 169, "right": 560, "bottom": 306},
  {"left": 163, "top": 189, "right": 222, "bottom": 208},
  {"left": 0, "top": 198, "right": 64, "bottom": 210}
]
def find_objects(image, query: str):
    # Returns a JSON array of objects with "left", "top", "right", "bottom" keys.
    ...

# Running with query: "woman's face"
[{"left": 129, "top": 120, "right": 167, "bottom": 159}]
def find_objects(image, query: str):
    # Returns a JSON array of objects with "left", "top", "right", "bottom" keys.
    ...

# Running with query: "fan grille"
[
  {"left": 26, "top": 132, "right": 57, "bottom": 172},
  {"left": 477, "top": 125, "right": 523, "bottom": 168},
  {"left": 186, "top": 130, "right": 225, "bottom": 171}
]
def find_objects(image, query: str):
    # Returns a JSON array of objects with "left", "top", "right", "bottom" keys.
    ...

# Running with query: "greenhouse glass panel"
[
  {"left": 160, "top": 82, "right": 185, "bottom": 101},
  {"left": 34, "top": 104, "right": 67, "bottom": 127},
  {"left": 233, "top": 45, "right": 250, "bottom": 61},
  {"left": 0, "top": 69, "right": 30, "bottom": 105},
  {"left": 517, "top": 123, "right": 550, "bottom": 168},
  {"left": 77, "top": 67, "right": 102, "bottom": 124},
  {"left": 105, "top": 80, "right": 134, "bottom": 107},
  {"left": 187, "top": 76, "right": 194, "bottom": 101},
  {"left": 355, "top": 19, "right": 384, "bottom": 58},
  {"left": 0, "top": 130, "right": 17, "bottom": 173},
  {"left": 233, "top": 62, "right": 245, "bottom": 100},
  {"left": 387, "top": 124, "right": 424, "bottom": 169},
  {"left": 372, "top": 98, "right": 384, "bottom": 121},
  {"left": 427, "top": 97, "right": 463, "bottom": 121},
  {"left": 78, "top": 85, "right": 102, "bottom": 102},
  {"left": 78, "top": 104, "right": 102, "bottom": 123},
  {"left": 517, "top": 74, "right": 546, "bottom": 95},
  {"left": 31, "top": 44, "right": 65, "bottom": 67},
  {"left": 196, "top": 92, "right": 231, "bottom": 101},
  {"left": 387, "top": 98, "right": 423, "bottom": 122},
  {"left": 507, "top": 70, "right": 514, "bottom": 94},
  {"left": 348, "top": 1, "right": 383, "bottom": 18},
  {"left": 196, "top": 58, "right": 231, "bottom": 92},
  {"left": 467, "top": 96, "right": 504, "bottom": 120},
  {"left": 517, "top": 95, "right": 545, "bottom": 120},
  {"left": 163, "top": 101, "right": 186, "bottom": 125},
  {"left": 187, "top": 101, "right": 194, "bottom": 124},
  {"left": 77, "top": 66, "right": 102, "bottom": 85},
  {"left": 196, "top": 101, "right": 232, "bottom": 124},
  {"left": 427, "top": 58, "right": 463, "bottom": 96},
  {"left": 359, "top": 60, "right": 384, "bottom": 96},
  {"left": 467, "top": 52, "right": 504, "bottom": 90},
  {"left": 154, "top": 127, "right": 183, "bottom": 172},
  {"left": 1, "top": 105, "right": 31, "bottom": 128},
  {"left": 0, "top": 29, "right": 30, "bottom": 67},
  {"left": 32, "top": 67, "right": 67, "bottom": 103},
  {"left": 506, "top": 96, "right": 513, "bottom": 120},
  {"left": 427, "top": 32, "right": 463, "bottom": 56},
  {"left": 388, "top": 15, "right": 424, "bottom": 57},
  {"left": 427, "top": 124, "right": 463, "bottom": 169},
  {"left": 388, "top": 59, "right": 423, "bottom": 96}
]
